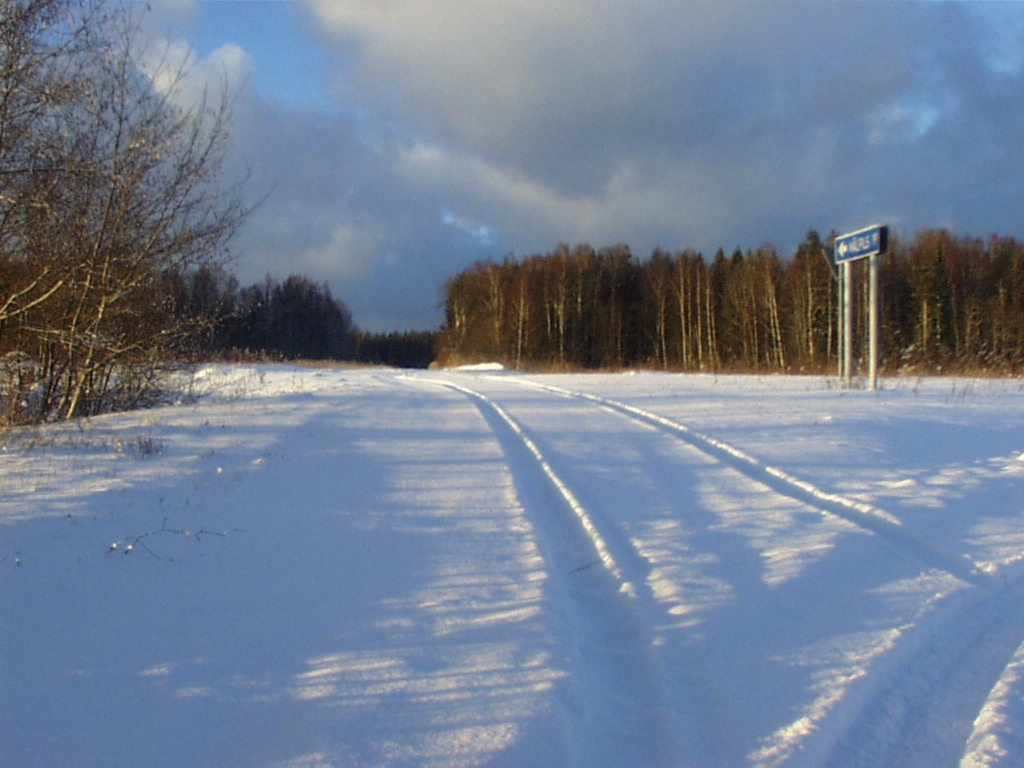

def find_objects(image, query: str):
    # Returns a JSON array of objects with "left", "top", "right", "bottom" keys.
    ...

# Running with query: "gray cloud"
[{"left": 153, "top": 1, "right": 1024, "bottom": 330}]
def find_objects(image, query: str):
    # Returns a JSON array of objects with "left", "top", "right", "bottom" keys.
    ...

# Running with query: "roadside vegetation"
[
  {"left": 0, "top": 0, "right": 245, "bottom": 423},
  {"left": 0, "top": 0, "right": 434, "bottom": 426}
]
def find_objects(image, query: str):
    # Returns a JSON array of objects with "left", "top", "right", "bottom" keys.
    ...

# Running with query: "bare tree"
[
  {"left": 1, "top": 1, "right": 102, "bottom": 333},
  {"left": 1, "top": 1, "right": 247, "bottom": 421}
]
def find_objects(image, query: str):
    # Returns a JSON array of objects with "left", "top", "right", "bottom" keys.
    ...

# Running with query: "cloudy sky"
[{"left": 141, "top": 0, "right": 1024, "bottom": 332}]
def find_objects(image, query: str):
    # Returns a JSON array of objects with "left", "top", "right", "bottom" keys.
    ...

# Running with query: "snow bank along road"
[{"left": 3, "top": 366, "right": 1024, "bottom": 767}]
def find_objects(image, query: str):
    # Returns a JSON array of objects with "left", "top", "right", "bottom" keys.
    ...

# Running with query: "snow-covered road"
[{"left": 3, "top": 366, "right": 1024, "bottom": 767}]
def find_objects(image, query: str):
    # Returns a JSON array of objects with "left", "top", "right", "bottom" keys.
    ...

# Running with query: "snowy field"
[{"left": 3, "top": 365, "right": 1024, "bottom": 768}]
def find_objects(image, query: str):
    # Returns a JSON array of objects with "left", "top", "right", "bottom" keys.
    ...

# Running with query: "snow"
[
  {"left": 2, "top": 365, "right": 1024, "bottom": 767},
  {"left": 452, "top": 362, "right": 506, "bottom": 372}
]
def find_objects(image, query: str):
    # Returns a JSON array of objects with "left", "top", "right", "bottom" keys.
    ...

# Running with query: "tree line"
[
  {"left": 170, "top": 267, "right": 437, "bottom": 368},
  {"left": 438, "top": 230, "right": 1024, "bottom": 374}
]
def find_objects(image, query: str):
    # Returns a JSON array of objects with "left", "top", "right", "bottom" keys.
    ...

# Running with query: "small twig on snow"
[{"left": 108, "top": 517, "right": 242, "bottom": 560}]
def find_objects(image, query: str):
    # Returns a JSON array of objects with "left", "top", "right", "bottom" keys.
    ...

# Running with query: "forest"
[
  {"left": 171, "top": 268, "right": 437, "bottom": 369},
  {"left": 438, "top": 230, "right": 1024, "bottom": 374}
]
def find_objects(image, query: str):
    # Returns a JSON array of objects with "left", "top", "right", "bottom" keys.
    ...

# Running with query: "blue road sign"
[{"left": 835, "top": 224, "right": 887, "bottom": 263}]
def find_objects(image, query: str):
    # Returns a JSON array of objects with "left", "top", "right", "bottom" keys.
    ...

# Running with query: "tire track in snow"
[
  {"left": 407, "top": 377, "right": 678, "bottom": 766},
  {"left": 962, "top": 607, "right": 1024, "bottom": 767},
  {"left": 436, "top": 380, "right": 622, "bottom": 582},
  {"left": 509, "top": 378, "right": 988, "bottom": 586},
  {"left": 501, "top": 376, "right": 1024, "bottom": 765},
  {"left": 822, "top": 572, "right": 1024, "bottom": 768}
]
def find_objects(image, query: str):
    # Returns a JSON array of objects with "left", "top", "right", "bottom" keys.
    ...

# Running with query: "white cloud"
[
  {"left": 299, "top": 222, "right": 388, "bottom": 281},
  {"left": 138, "top": 36, "right": 251, "bottom": 112},
  {"left": 868, "top": 100, "right": 941, "bottom": 146}
]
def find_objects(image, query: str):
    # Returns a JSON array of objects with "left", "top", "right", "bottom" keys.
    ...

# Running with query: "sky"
[{"left": 138, "top": 0, "right": 1024, "bottom": 332}]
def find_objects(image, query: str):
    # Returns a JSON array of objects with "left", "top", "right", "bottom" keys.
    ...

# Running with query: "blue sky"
[
  {"left": 170, "top": 2, "right": 330, "bottom": 110},
  {"left": 141, "top": 1, "right": 1024, "bottom": 332}
]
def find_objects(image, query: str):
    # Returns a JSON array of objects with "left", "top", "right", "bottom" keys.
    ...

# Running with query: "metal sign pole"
[
  {"left": 843, "top": 260, "right": 852, "bottom": 385},
  {"left": 869, "top": 252, "right": 878, "bottom": 391},
  {"left": 836, "top": 260, "right": 843, "bottom": 379}
]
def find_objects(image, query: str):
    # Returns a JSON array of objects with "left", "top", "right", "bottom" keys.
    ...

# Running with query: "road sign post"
[
  {"left": 869, "top": 251, "right": 879, "bottom": 389},
  {"left": 833, "top": 224, "right": 887, "bottom": 391},
  {"left": 842, "top": 260, "right": 852, "bottom": 384}
]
